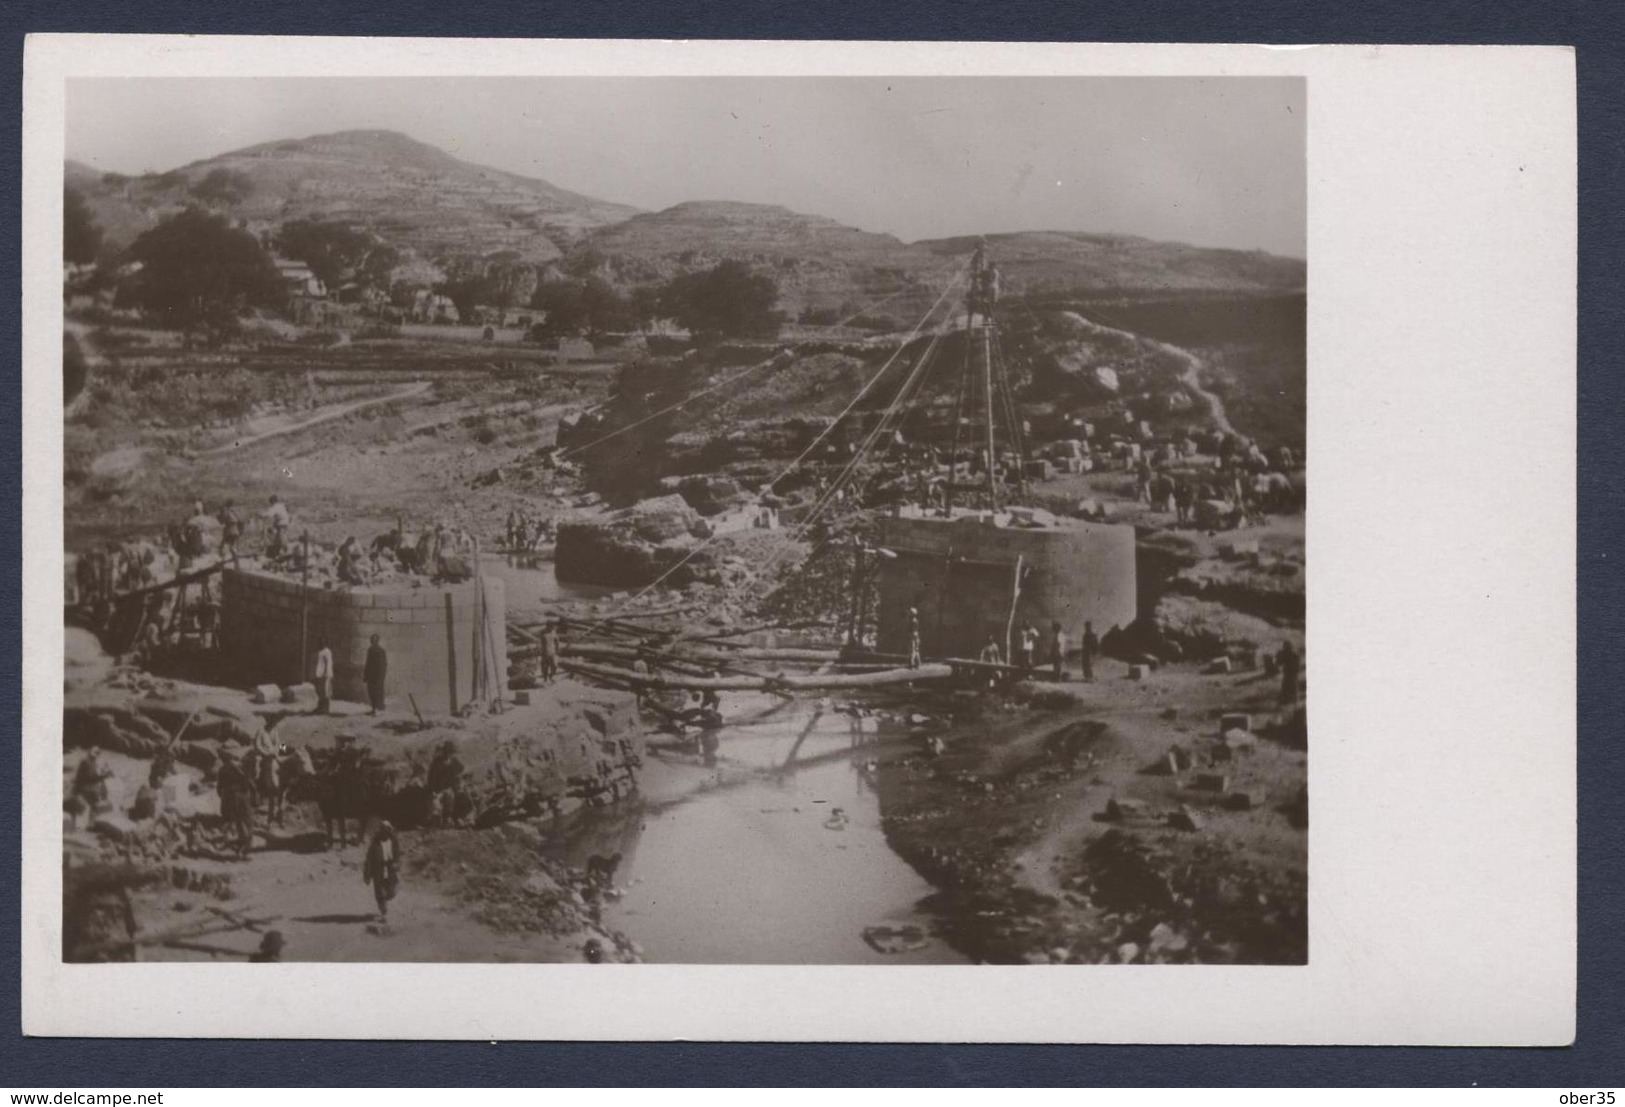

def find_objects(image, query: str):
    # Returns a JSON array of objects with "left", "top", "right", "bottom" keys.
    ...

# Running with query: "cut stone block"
[
  {"left": 1167, "top": 804, "right": 1204, "bottom": 832},
  {"left": 1106, "top": 797, "right": 1151, "bottom": 822},
  {"left": 1223, "top": 787, "right": 1268, "bottom": 811}
]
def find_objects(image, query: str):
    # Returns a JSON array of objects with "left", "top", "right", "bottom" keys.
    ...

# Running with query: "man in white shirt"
[{"left": 314, "top": 639, "right": 334, "bottom": 715}]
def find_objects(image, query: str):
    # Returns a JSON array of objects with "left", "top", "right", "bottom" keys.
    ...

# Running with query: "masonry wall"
[
  {"left": 220, "top": 569, "right": 508, "bottom": 716},
  {"left": 875, "top": 514, "right": 1137, "bottom": 660}
]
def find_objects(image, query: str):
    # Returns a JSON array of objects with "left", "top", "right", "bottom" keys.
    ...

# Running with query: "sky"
[{"left": 67, "top": 76, "right": 1305, "bottom": 257}]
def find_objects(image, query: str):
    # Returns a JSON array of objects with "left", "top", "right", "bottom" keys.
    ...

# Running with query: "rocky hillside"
[
  {"left": 915, "top": 232, "right": 1306, "bottom": 296},
  {"left": 68, "top": 130, "right": 641, "bottom": 266},
  {"left": 66, "top": 130, "right": 1304, "bottom": 305}
]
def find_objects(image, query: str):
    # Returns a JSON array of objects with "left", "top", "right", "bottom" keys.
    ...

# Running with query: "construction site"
[{"left": 59, "top": 121, "right": 1307, "bottom": 966}]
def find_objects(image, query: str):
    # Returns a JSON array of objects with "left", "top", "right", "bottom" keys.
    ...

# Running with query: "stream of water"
[
  {"left": 488, "top": 555, "right": 964, "bottom": 963},
  {"left": 553, "top": 695, "right": 966, "bottom": 965}
]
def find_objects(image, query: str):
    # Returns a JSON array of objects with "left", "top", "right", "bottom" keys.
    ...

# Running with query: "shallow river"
[
  {"left": 479, "top": 552, "right": 611, "bottom": 609},
  {"left": 489, "top": 556, "right": 965, "bottom": 963},
  {"left": 552, "top": 695, "right": 967, "bottom": 965}
]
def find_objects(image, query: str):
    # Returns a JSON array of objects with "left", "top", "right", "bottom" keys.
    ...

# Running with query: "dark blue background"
[{"left": 5, "top": 0, "right": 1619, "bottom": 1086}]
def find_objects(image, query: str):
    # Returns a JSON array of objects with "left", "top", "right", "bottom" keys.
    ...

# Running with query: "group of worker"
[
  {"left": 907, "top": 606, "right": 1101, "bottom": 682},
  {"left": 503, "top": 508, "right": 555, "bottom": 553}
]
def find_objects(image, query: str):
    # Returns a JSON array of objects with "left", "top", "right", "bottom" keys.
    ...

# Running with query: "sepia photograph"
[
  {"left": 50, "top": 71, "right": 1310, "bottom": 969},
  {"left": 52, "top": 75, "right": 1309, "bottom": 968}
]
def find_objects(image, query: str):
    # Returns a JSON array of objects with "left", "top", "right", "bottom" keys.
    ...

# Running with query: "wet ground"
[{"left": 543, "top": 695, "right": 967, "bottom": 964}]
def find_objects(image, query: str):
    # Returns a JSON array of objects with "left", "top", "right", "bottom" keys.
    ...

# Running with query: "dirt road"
[
  {"left": 1066, "top": 311, "right": 1235, "bottom": 437},
  {"left": 196, "top": 381, "right": 433, "bottom": 458}
]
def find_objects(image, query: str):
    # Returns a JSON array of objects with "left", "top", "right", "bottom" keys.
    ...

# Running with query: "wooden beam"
[{"left": 561, "top": 659, "right": 953, "bottom": 692}]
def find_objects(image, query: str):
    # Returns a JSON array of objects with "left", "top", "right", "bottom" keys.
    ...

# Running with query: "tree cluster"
[{"left": 119, "top": 207, "right": 283, "bottom": 330}]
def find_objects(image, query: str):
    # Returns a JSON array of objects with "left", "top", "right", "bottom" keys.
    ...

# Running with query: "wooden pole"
[
  {"left": 297, "top": 532, "right": 310, "bottom": 689},
  {"left": 1003, "top": 554, "right": 1024, "bottom": 670},
  {"left": 472, "top": 535, "right": 484, "bottom": 704},
  {"left": 983, "top": 319, "right": 999, "bottom": 512}
]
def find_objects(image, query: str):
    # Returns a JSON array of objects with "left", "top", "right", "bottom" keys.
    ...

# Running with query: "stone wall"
[
  {"left": 876, "top": 512, "right": 1137, "bottom": 660},
  {"left": 220, "top": 569, "right": 507, "bottom": 716}
]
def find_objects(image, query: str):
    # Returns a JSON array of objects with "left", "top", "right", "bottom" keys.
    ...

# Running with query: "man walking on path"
[
  {"left": 313, "top": 639, "right": 334, "bottom": 715},
  {"left": 1081, "top": 621, "right": 1099, "bottom": 682},
  {"left": 364, "top": 634, "right": 388, "bottom": 715},
  {"left": 363, "top": 821, "right": 402, "bottom": 922},
  {"left": 1049, "top": 621, "right": 1067, "bottom": 681}
]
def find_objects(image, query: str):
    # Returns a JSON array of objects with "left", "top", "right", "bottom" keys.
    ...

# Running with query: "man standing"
[
  {"left": 263, "top": 495, "right": 290, "bottom": 549},
  {"left": 539, "top": 621, "right": 559, "bottom": 682},
  {"left": 426, "top": 741, "right": 465, "bottom": 827},
  {"left": 1081, "top": 621, "right": 1099, "bottom": 682},
  {"left": 1049, "top": 621, "right": 1067, "bottom": 681},
  {"left": 218, "top": 500, "right": 242, "bottom": 565},
  {"left": 363, "top": 634, "right": 388, "bottom": 716},
  {"left": 1020, "top": 625, "right": 1039, "bottom": 672},
  {"left": 313, "top": 639, "right": 334, "bottom": 715},
  {"left": 216, "top": 750, "right": 257, "bottom": 860},
  {"left": 1278, "top": 641, "right": 1301, "bottom": 707},
  {"left": 908, "top": 607, "right": 922, "bottom": 669}
]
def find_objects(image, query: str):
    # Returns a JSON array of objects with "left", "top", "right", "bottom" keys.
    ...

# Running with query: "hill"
[
  {"left": 65, "top": 130, "right": 1305, "bottom": 312},
  {"left": 575, "top": 200, "right": 929, "bottom": 317},
  {"left": 913, "top": 231, "right": 1306, "bottom": 297},
  {"left": 575, "top": 204, "right": 1303, "bottom": 318},
  {"left": 67, "top": 130, "right": 641, "bottom": 266}
]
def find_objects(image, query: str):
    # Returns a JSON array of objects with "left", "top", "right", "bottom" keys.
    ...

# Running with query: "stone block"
[
  {"left": 251, "top": 683, "right": 281, "bottom": 705},
  {"left": 1205, "top": 657, "right": 1233, "bottom": 674},
  {"left": 1193, "top": 772, "right": 1229, "bottom": 793},
  {"left": 1105, "top": 797, "right": 1151, "bottom": 822},
  {"left": 1223, "top": 787, "right": 1268, "bottom": 811},
  {"left": 1221, "top": 728, "right": 1257, "bottom": 752},
  {"left": 1167, "top": 804, "right": 1203, "bottom": 832},
  {"left": 1127, "top": 664, "right": 1148, "bottom": 681},
  {"left": 513, "top": 690, "right": 533, "bottom": 706},
  {"left": 1220, "top": 712, "right": 1251, "bottom": 733}
]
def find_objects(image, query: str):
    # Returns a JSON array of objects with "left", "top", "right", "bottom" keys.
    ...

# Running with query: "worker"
[
  {"left": 1049, "top": 621, "right": 1067, "bottom": 681},
  {"left": 539, "top": 621, "right": 559, "bottom": 682},
  {"left": 505, "top": 509, "right": 518, "bottom": 550},
  {"left": 1081, "top": 621, "right": 1099, "bottom": 682},
  {"left": 979, "top": 635, "right": 1003, "bottom": 666},
  {"left": 1278, "top": 641, "right": 1302, "bottom": 707},
  {"left": 71, "top": 746, "right": 111, "bottom": 821},
  {"left": 1020, "top": 625, "right": 1039, "bottom": 672},
  {"left": 313, "top": 638, "right": 334, "bottom": 715},
  {"left": 249, "top": 930, "right": 286, "bottom": 963},
  {"left": 363, "top": 634, "right": 388, "bottom": 716},
  {"left": 219, "top": 500, "right": 242, "bottom": 565},
  {"left": 1174, "top": 479, "right": 1194, "bottom": 527},
  {"left": 337, "top": 536, "right": 366, "bottom": 585},
  {"left": 216, "top": 750, "right": 257, "bottom": 860},
  {"left": 263, "top": 495, "right": 290, "bottom": 548},
  {"left": 908, "top": 607, "right": 922, "bottom": 669},
  {"left": 426, "top": 741, "right": 464, "bottom": 827},
  {"left": 632, "top": 649, "right": 652, "bottom": 708},
  {"left": 362, "top": 820, "right": 402, "bottom": 921}
]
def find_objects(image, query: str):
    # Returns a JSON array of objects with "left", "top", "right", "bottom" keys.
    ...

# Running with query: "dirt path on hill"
[
  {"left": 1068, "top": 312, "right": 1235, "bottom": 436},
  {"left": 196, "top": 381, "right": 433, "bottom": 458}
]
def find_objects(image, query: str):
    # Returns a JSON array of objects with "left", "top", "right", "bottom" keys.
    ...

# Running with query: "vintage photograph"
[{"left": 57, "top": 74, "right": 1307, "bottom": 967}]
